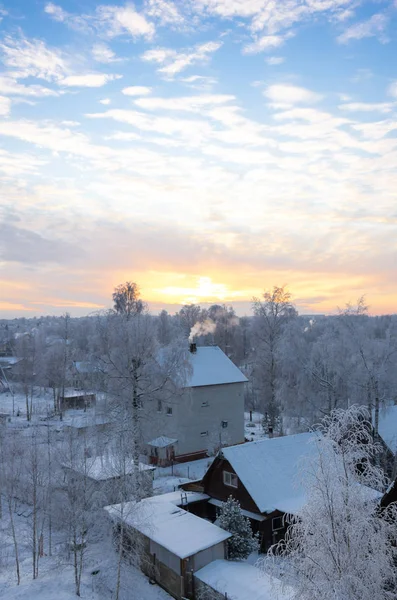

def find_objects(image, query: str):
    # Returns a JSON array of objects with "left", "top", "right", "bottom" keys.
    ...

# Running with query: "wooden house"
[
  {"left": 60, "top": 391, "right": 96, "bottom": 411},
  {"left": 105, "top": 491, "right": 230, "bottom": 600},
  {"left": 186, "top": 432, "right": 320, "bottom": 552}
]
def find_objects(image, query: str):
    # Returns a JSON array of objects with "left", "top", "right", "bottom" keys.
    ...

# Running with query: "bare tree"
[{"left": 0, "top": 430, "right": 23, "bottom": 585}]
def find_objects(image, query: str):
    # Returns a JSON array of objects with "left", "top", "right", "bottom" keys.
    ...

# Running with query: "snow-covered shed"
[
  {"left": 63, "top": 454, "right": 155, "bottom": 506},
  {"left": 105, "top": 492, "right": 231, "bottom": 599},
  {"left": 201, "top": 432, "right": 320, "bottom": 551},
  {"left": 144, "top": 345, "right": 247, "bottom": 464},
  {"left": 195, "top": 559, "right": 293, "bottom": 600}
]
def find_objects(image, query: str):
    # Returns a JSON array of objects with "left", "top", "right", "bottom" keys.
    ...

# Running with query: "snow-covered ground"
[
  {"left": 244, "top": 411, "right": 265, "bottom": 442},
  {"left": 0, "top": 504, "right": 172, "bottom": 600}
]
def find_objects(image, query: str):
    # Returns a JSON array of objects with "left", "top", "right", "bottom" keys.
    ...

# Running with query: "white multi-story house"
[{"left": 143, "top": 344, "right": 247, "bottom": 465}]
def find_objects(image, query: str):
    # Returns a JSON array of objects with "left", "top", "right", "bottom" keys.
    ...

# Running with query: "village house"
[
  {"left": 105, "top": 491, "right": 231, "bottom": 600},
  {"left": 143, "top": 344, "right": 247, "bottom": 465},
  {"left": 183, "top": 432, "right": 320, "bottom": 552},
  {"left": 60, "top": 390, "right": 96, "bottom": 412}
]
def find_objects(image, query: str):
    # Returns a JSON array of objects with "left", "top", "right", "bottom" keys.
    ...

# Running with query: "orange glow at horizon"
[{"left": 1, "top": 270, "right": 396, "bottom": 317}]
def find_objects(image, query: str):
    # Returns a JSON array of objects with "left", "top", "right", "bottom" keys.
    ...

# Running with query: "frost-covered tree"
[
  {"left": 112, "top": 281, "right": 146, "bottom": 319},
  {"left": 267, "top": 406, "right": 397, "bottom": 600},
  {"left": 252, "top": 286, "right": 297, "bottom": 427},
  {"left": 218, "top": 496, "right": 258, "bottom": 560}
]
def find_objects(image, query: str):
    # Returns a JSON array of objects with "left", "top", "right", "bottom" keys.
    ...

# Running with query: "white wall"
[
  {"left": 192, "top": 541, "right": 226, "bottom": 571},
  {"left": 141, "top": 382, "right": 245, "bottom": 458}
]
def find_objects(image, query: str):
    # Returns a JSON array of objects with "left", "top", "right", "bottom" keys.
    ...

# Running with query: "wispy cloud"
[
  {"left": 0, "top": 34, "right": 68, "bottom": 81},
  {"left": 338, "top": 102, "right": 395, "bottom": 113},
  {"left": 145, "top": 0, "right": 184, "bottom": 26},
  {"left": 45, "top": 2, "right": 155, "bottom": 40},
  {"left": 337, "top": 13, "right": 389, "bottom": 44},
  {"left": 244, "top": 34, "right": 289, "bottom": 55},
  {"left": 265, "top": 56, "right": 285, "bottom": 66},
  {"left": 134, "top": 94, "right": 235, "bottom": 112},
  {"left": 388, "top": 81, "right": 397, "bottom": 99},
  {"left": 60, "top": 74, "right": 122, "bottom": 87},
  {"left": 122, "top": 86, "right": 152, "bottom": 96},
  {"left": 141, "top": 41, "right": 222, "bottom": 77},
  {"left": 91, "top": 43, "right": 120, "bottom": 63},
  {"left": 264, "top": 83, "right": 323, "bottom": 106},
  {"left": 0, "top": 95, "right": 10, "bottom": 116},
  {"left": 0, "top": 75, "right": 58, "bottom": 97}
]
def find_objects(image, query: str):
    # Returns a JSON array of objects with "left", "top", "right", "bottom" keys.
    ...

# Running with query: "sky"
[{"left": 0, "top": 0, "right": 396, "bottom": 318}]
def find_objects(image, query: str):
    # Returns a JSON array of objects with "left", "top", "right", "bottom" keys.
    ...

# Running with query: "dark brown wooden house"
[{"left": 185, "top": 432, "right": 319, "bottom": 552}]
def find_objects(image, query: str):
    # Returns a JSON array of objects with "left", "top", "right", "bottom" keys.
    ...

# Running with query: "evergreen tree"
[{"left": 218, "top": 496, "right": 259, "bottom": 560}]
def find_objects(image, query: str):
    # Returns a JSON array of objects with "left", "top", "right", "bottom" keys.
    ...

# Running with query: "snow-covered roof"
[
  {"left": 73, "top": 361, "right": 101, "bottom": 374},
  {"left": 221, "top": 432, "right": 320, "bottom": 514},
  {"left": 67, "top": 455, "right": 154, "bottom": 481},
  {"left": 105, "top": 495, "right": 231, "bottom": 559},
  {"left": 195, "top": 559, "right": 293, "bottom": 600},
  {"left": 151, "top": 491, "right": 209, "bottom": 505},
  {"left": 187, "top": 346, "right": 247, "bottom": 388},
  {"left": 208, "top": 498, "right": 265, "bottom": 521},
  {"left": 148, "top": 436, "right": 178, "bottom": 448},
  {"left": 375, "top": 405, "right": 397, "bottom": 453},
  {"left": 0, "top": 356, "right": 21, "bottom": 366},
  {"left": 62, "top": 414, "right": 111, "bottom": 429}
]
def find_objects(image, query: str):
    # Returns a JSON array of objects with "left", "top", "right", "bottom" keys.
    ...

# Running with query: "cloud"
[
  {"left": 45, "top": 2, "right": 155, "bottom": 39},
  {"left": 106, "top": 131, "right": 142, "bottom": 141},
  {"left": 0, "top": 34, "right": 69, "bottom": 81},
  {"left": 96, "top": 4, "right": 155, "bottom": 39},
  {"left": 0, "top": 222, "right": 81, "bottom": 265},
  {"left": 0, "top": 95, "right": 11, "bottom": 115},
  {"left": 0, "top": 75, "right": 58, "bottom": 97},
  {"left": 388, "top": 81, "right": 397, "bottom": 99},
  {"left": 145, "top": 0, "right": 184, "bottom": 25},
  {"left": 181, "top": 75, "right": 218, "bottom": 90},
  {"left": 92, "top": 43, "right": 120, "bottom": 63},
  {"left": 122, "top": 86, "right": 152, "bottom": 96},
  {"left": 264, "top": 84, "right": 323, "bottom": 106},
  {"left": 243, "top": 34, "right": 288, "bottom": 54},
  {"left": 337, "top": 13, "right": 389, "bottom": 44},
  {"left": 265, "top": 56, "right": 285, "bottom": 66},
  {"left": 100, "top": 98, "right": 111, "bottom": 105},
  {"left": 134, "top": 94, "right": 235, "bottom": 112},
  {"left": 338, "top": 102, "right": 394, "bottom": 113},
  {"left": 141, "top": 41, "right": 222, "bottom": 77},
  {"left": 60, "top": 74, "right": 122, "bottom": 87}
]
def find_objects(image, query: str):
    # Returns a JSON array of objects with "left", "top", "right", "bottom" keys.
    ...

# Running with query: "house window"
[
  {"left": 221, "top": 420, "right": 228, "bottom": 428},
  {"left": 200, "top": 431, "right": 208, "bottom": 437},
  {"left": 202, "top": 401, "right": 209, "bottom": 407},
  {"left": 272, "top": 516, "right": 283, "bottom": 531},
  {"left": 223, "top": 471, "right": 238, "bottom": 488},
  {"left": 166, "top": 406, "right": 172, "bottom": 416},
  {"left": 157, "top": 400, "right": 162, "bottom": 412}
]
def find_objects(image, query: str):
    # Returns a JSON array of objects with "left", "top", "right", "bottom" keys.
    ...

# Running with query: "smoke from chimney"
[{"left": 188, "top": 319, "right": 216, "bottom": 342}]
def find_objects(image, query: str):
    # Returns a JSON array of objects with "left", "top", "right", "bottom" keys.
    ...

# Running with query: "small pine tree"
[{"left": 218, "top": 496, "right": 259, "bottom": 560}]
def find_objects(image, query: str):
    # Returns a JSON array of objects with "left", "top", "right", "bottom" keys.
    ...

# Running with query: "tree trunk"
[
  {"left": 8, "top": 499, "right": 21, "bottom": 585},
  {"left": 115, "top": 519, "right": 124, "bottom": 600}
]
